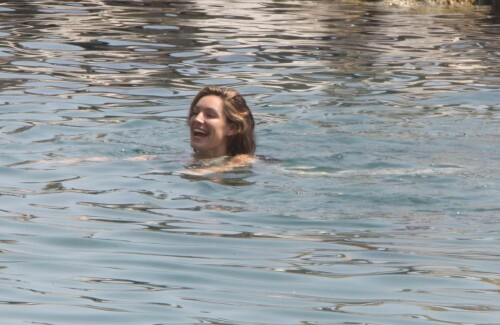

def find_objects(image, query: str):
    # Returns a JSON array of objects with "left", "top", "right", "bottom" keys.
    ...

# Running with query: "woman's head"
[{"left": 188, "top": 86, "right": 255, "bottom": 157}]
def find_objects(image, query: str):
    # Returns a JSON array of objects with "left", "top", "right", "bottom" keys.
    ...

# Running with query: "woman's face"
[{"left": 189, "top": 95, "right": 233, "bottom": 157}]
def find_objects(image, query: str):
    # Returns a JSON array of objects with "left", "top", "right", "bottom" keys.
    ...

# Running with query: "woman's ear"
[{"left": 227, "top": 124, "right": 237, "bottom": 136}]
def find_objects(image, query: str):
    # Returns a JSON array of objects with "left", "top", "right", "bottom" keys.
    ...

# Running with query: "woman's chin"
[{"left": 190, "top": 143, "right": 208, "bottom": 156}]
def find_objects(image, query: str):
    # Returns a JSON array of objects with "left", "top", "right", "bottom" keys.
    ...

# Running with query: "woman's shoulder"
[{"left": 230, "top": 154, "right": 256, "bottom": 165}]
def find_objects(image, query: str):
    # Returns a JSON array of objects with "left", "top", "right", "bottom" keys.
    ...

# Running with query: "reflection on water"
[{"left": 1, "top": 0, "right": 499, "bottom": 324}]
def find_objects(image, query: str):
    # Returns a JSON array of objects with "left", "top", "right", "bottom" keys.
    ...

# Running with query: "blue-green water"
[{"left": 1, "top": 1, "right": 499, "bottom": 324}]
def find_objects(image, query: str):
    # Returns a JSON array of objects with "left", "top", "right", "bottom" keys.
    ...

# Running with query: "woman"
[{"left": 188, "top": 86, "right": 255, "bottom": 159}]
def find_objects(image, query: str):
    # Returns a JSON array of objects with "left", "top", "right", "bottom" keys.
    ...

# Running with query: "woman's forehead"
[{"left": 195, "top": 95, "right": 224, "bottom": 110}]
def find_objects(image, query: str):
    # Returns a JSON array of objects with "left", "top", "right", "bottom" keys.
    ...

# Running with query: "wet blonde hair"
[{"left": 188, "top": 86, "right": 256, "bottom": 156}]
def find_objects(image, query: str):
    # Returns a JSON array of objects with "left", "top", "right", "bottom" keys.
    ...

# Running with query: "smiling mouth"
[{"left": 192, "top": 128, "right": 208, "bottom": 138}]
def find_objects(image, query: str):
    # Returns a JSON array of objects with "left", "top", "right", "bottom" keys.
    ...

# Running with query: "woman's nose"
[{"left": 194, "top": 112, "right": 204, "bottom": 123}]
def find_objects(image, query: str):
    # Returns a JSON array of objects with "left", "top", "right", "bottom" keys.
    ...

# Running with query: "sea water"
[{"left": 0, "top": 0, "right": 499, "bottom": 324}]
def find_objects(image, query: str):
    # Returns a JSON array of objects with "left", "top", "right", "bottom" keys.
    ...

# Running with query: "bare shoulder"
[
  {"left": 181, "top": 154, "right": 257, "bottom": 176},
  {"left": 227, "top": 154, "right": 256, "bottom": 166}
]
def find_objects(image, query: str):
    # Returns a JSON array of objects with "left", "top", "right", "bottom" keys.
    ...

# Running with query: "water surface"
[{"left": 0, "top": 0, "right": 499, "bottom": 324}]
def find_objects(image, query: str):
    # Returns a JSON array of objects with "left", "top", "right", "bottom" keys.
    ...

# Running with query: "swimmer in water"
[
  {"left": 183, "top": 86, "right": 257, "bottom": 175},
  {"left": 188, "top": 86, "right": 255, "bottom": 159},
  {"left": 21, "top": 86, "right": 256, "bottom": 173}
]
